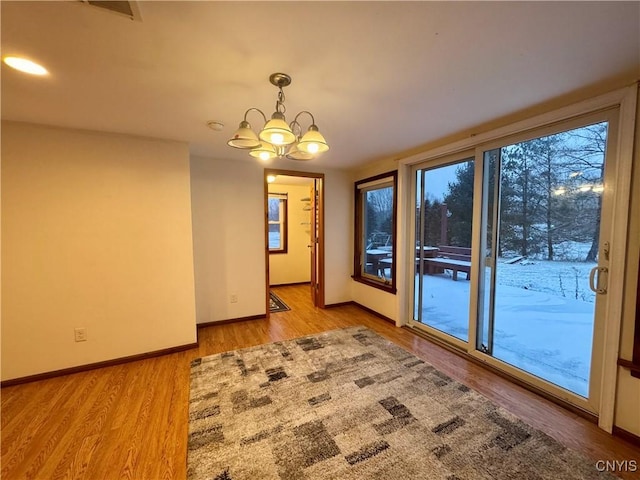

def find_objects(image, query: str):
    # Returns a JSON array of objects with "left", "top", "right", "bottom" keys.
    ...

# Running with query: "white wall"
[
  {"left": 317, "top": 167, "right": 353, "bottom": 306},
  {"left": 268, "top": 183, "right": 312, "bottom": 286},
  {"left": 191, "top": 156, "right": 352, "bottom": 323},
  {"left": 1, "top": 122, "right": 197, "bottom": 381},
  {"left": 190, "top": 156, "right": 266, "bottom": 323}
]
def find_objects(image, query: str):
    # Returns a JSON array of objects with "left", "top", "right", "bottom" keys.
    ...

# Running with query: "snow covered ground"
[{"left": 415, "top": 259, "right": 598, "bottom": 397}]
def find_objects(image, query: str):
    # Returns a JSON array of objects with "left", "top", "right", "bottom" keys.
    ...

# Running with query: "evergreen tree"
[{"left": 443, "top": 161, "right": 475, "bottom": 247}]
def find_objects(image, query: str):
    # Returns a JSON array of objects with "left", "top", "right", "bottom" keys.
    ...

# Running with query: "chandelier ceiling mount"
[{"left": 269, "top": 72, "right": 292, "bottom": 89}]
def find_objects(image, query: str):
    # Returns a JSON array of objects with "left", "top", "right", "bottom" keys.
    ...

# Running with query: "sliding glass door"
[
  {"left": 411, "top": 109, "right": 619, "bottom": 414},
  {"left": 413, "top": 158, "right": 475, "bottom": 344},
  {"left": 477, "top": 116, "right": 614, "bottom": 407}
]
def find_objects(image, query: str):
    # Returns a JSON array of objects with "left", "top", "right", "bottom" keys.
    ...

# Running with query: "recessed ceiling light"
[{"left": 3, "top": 56, "right": 48, "bottom": 76}]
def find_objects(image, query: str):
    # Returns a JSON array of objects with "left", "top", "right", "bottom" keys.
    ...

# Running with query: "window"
[
  {"left": 268, "top": 193, "right": 287, "bottom": 253},
  {"left": 354, "top": 171, "right": 397, "bottom": 293}
]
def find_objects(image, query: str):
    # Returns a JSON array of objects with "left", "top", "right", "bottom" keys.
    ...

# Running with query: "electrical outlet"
[
  {"left": 230, "top": 294, "right": 238, "bottom": 303},
  {"left": 74, "top": 327, "right": 87, "bottom": 342}
]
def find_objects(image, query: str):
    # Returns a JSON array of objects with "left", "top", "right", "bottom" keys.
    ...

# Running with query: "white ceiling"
[{"left": 2, "top": 1, "right": 639, "bottom": 170}]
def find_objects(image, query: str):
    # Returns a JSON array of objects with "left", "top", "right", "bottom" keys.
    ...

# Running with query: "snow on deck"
[{"left": 415, "top": 259, "right": 597, "bottom": 397}]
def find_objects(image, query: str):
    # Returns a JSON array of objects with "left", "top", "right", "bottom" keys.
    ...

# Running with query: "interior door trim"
[{"left": 263, "top": 169, "right": 326, "bottom": 311}]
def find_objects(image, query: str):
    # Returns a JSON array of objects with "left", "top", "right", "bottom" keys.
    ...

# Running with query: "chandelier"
[{"left": 227, "top": 73, "right": 329, "bottom": 161}]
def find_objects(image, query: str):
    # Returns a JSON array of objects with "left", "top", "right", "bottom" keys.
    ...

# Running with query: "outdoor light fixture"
[{"left": 227, "top": 73, "right": 329, "bottom": 161}]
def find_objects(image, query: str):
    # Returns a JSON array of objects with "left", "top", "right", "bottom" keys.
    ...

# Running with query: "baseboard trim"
[
  {"left": 0, "top": 341, "right": 198, "bottom": 388},
  {"left": 352, "top": 302, "right": 396, "bottom": 325},
  {"left": 197, "top": 314, "right": 265, "bottom": 329},
  {"left": 612, "top": 426, "right": 640, "bottom": 446},
  {"left": 324, "top": 301, "right": 355, "bottom": 309},
  {"left": 270, "top": 282, "right": 311, "bottom": 287},
  {"left": 404, "top": 325, "right": 598, "bottom": 424}
]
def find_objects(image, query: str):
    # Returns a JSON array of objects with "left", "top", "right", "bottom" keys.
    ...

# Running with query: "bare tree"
[{"left": 561, "top": 123, "right": 607, "bottom": 261}]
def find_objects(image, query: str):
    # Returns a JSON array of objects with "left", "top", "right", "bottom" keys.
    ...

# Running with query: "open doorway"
[{"left": 264, "top": 169, "right": 325, "bottom": 314}]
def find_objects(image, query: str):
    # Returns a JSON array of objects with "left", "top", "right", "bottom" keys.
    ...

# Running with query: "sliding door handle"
[{"left": 589, "top": 266, "right": 608, "bottom": 294}]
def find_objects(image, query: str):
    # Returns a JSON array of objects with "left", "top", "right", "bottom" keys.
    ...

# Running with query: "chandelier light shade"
[
  {"left": 298, "top": 125, "right": 329, "bottom": 154},
  {"left": 260, "top": 114, "right": 296, "bottom": 146},
  {"left": 285, "top": 142, "right": 314, "bottom": 161},
  {"left": 249, "top": 143, "right": 278, "bottom": 162},
  {"left": 227, "top": 73, "right": 329, "bottom": 161},
  {"left": 227, "top": 120, "right": 260, "bottom": 149}
]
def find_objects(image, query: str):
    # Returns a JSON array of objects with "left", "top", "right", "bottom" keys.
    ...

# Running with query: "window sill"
[
  {"left": 352, "top": 275, "right": 397, "bottom": 294},
  {"left": 618, "top": 358, "right": 640, "bottom": 379}
]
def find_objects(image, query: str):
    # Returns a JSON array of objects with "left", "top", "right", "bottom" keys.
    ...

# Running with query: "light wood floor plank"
[{"left": 1, "top": 284, "right": 638, "bottom": 480}]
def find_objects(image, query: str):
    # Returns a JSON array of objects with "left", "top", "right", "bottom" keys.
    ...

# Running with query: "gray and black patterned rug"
[{"left": 187, "top": 326, "right": 617, "bottom": 480}]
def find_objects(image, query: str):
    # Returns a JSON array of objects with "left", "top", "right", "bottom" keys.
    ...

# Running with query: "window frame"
[
  {"left": 268, "top": 193, "right": 288, "bottom": 254},
  {"left": 353, "top": 171, "right": 398, "bottom": 294}
]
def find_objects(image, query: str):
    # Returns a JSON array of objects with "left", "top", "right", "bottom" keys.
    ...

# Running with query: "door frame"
[
  {"left": 400, "top": 85, "right": 638, "bottom": 432},
  {"left": 264, "top": 169, "right": 325, "bottom": 315}
]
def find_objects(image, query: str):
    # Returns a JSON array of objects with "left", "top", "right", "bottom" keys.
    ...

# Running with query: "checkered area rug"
[{"left": 187, "top": 326, "right": 617, "bottom": 480}]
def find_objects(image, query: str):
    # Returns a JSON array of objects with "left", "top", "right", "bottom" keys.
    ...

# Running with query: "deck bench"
[
  {"left": 423, "top": 245, "right": 472, "bottom": 281},
  {"left": 378, "top": 257, "right": 393, "bottom": 278}
]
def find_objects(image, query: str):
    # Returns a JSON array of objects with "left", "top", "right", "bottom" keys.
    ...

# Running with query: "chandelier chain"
[{"left": 276, "top": 88, "right": 286, "bottom": 115}]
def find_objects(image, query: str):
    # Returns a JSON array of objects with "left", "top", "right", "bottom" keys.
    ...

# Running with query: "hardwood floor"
[{"left": 2, "top": 284, "right": 638, "bottom": 479}]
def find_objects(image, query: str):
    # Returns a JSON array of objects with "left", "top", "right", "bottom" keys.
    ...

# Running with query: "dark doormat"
[{"left": 269, "top": 291, "right": 290, "bottom": 313}]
